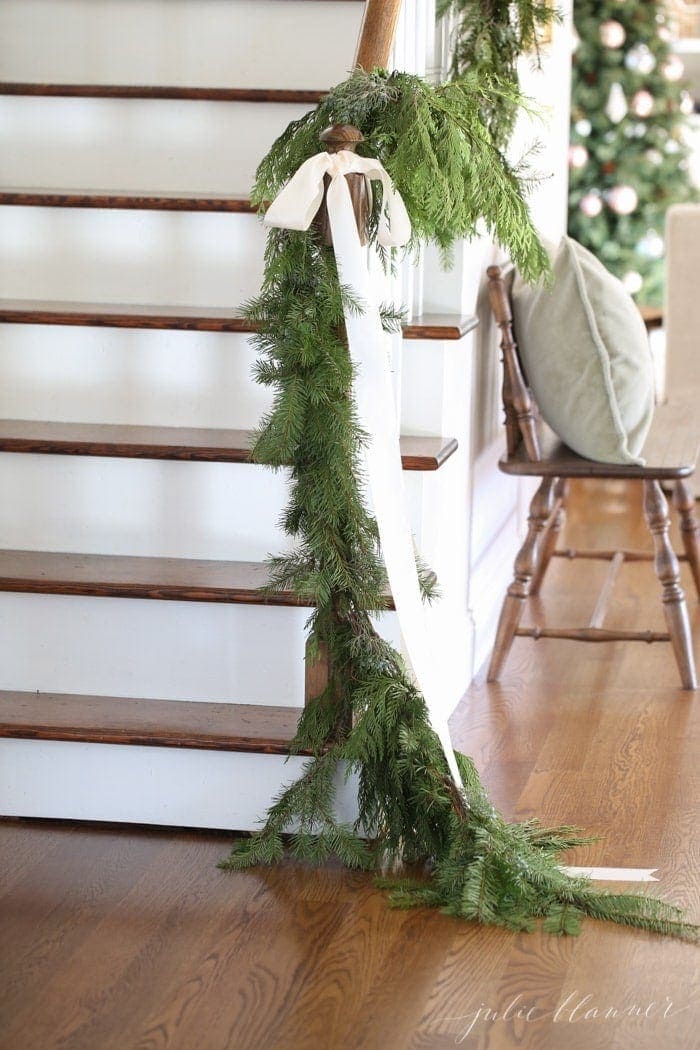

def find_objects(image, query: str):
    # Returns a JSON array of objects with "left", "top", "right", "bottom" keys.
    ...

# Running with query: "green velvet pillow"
[{"left": 511, "top": 236, "right": 655, "bottom": 465}]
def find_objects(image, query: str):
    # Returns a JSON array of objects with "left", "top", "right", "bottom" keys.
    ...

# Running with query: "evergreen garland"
[
  {"left": 220, "top": 70, "right": 697, "bottom": 941},
  {"left": 436, "top": 0, "right": 559, "bottom": 147}
]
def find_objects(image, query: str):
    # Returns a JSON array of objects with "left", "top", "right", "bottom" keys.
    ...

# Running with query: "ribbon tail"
[
  {"left": 325, "top": 175, "right": 464, "bottom": 791},
  {"left": 347, "top": 157, "right": 411, "bottom": 248},
  {"left": 560, "top": 866, "right": 659, "bottom": 882}
]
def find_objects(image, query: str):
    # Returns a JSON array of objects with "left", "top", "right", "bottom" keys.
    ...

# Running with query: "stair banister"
[{"left": 355, "top": 0, "right": 403, "bottom": 70}]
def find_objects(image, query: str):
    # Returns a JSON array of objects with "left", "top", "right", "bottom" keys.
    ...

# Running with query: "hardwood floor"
[{"left": 0, "top": 480, "right": 698, "bottom": 1050}]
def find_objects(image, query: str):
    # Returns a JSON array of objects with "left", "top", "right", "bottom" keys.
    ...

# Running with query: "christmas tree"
[{"left": 568, "top": 0, "right": 697, "bottom": 305}]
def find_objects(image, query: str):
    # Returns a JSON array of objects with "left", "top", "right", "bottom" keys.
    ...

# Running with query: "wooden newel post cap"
[
  {"left": 320, "top": 124, "right": 364, "bottom": 154},
  {"left": 315, "top": 124, "right": 370, "bottom": 246}
]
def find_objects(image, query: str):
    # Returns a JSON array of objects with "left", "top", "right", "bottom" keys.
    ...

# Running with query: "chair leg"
[
  {"left": 643, "top": 480, "right": 698, "bottom": 690},
  {"left": 673, "top": 479, "right": 700, "bottom": 600},
  {"left": 530, "top": 477, "right": 569, "bottom": 597},
  {"left": 488, "top": 478, "right": 556, "bottom": 682}
]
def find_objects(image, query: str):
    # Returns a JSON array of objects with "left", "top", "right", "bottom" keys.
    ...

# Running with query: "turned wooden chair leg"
[
  {"left": 644, "top": 480, "right": 698, "bottom": 690},
  {"left": 674, "top": 478, "right": 700, "bottom": 600},
  {"left": 530, "top": 477, "right": 569, "bottom": 597},
  {"left": 488, "top": 477, "right": 556, "bottom": 682}
]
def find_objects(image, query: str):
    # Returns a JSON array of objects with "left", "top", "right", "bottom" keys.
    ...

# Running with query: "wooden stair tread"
[
  {"left": 501, "top": 399, "right": 700, "bottom": 480},
  {"left": 0, "top": 420, "right": 458, "bottom": 471},
  {"left": 0, "top": 690, "right": 305, "bottom": 754},
  {"left": 398, "top": 314, "right": 479, "bottom": 340},
  {"left": 0, "top": 299, "right": 478, "bottom": 340},
  {"left": 0, "top": 550, "right": 409, "bottom": 607},
  {"left": 0, "top": 83, "right": 328, "bottom": 103},
  {"left": 0, "top": 189, "right": 256, "bottom": 212}
]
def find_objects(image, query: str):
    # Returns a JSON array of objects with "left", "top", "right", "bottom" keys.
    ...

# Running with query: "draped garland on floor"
[{"left": 219, "top": 69, "right": 696, "bottom": 941}]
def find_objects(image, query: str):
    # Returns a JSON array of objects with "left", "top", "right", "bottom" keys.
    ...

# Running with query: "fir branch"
[{"left": 438, "top": 0, "right": 560, "bottom": 148}]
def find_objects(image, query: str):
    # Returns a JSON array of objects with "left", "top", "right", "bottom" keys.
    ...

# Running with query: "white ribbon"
[
  {"left": 560, "top": 866, "right": 659, "bottom": 882},
  {"left": 265, "top": 150, "right": 463, "bottom": 789}
]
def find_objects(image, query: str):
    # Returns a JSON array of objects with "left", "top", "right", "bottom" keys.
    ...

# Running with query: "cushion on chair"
[{"left": 512, "top": 236, "right": 655, "bottom": 465}]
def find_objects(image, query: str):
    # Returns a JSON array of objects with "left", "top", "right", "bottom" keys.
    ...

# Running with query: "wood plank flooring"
[{"left": 0, "top": 479, "right": 698, "bottom": 1050}]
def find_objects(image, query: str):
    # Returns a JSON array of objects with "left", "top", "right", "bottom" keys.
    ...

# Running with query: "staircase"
[{"left": 0, "top": 0, "right": 476, "bottom": 829}]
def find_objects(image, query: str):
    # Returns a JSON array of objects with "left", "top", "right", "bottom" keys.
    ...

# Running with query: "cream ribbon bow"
[
  {"left": 264, "top": 150, "right": 464, "bottom": 791},
  {"left": 264, "top": 149, "right": 411, "bottom": 246}
]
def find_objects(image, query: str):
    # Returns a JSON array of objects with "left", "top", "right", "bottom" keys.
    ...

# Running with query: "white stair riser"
[
  {"left": 0, "top": 593, "right": 309, "bottom": 705},
  {"left": 0, "top": 457, "right": 431, "bottom": 561},
  {"left": 0, "top": 0, "right": 364, "bottom": 91},
  {"left": 0, "top": 97, "right": 314, "bottom": 195},
  {"left": 0, "top": 208, "right": 266, "bottom": 306},
  {"left": 0, "top": 739, "right": 362, "bottom": 830},
  {"left": 0, "top": 456, "right": 291, "bottom": 559},
  {"left": 0, "top": 593, "right": 401, "bottom": 703},
  {"left": 0, "top": 327, "right": 271, "bottom": 431}
]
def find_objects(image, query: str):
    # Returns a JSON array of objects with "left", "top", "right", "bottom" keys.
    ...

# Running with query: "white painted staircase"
[{"left": 0, "top": 0, "right": 478, "bottom": 828}]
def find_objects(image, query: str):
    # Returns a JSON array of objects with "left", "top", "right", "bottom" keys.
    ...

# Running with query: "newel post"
[{"left": 313, "top": 124, "right": 371, "bottom": 246}]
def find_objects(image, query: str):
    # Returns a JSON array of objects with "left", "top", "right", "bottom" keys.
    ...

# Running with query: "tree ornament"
[
  {"left": 575, "top": 118, "right": 592, "bottom": 137},
  {"left": 631, "top": 89, "right": 654, "bottom": 117},
  {"left": 605, "top": 81, "right": 628, "bottom": 123},
  {"left": 665, "top": 138, "right": 681, "bottom": 154},
  {"left": 658, "top": 25, "right": 672, "bottom": 43},
  {"left": 680, "top": 91, "right": 695, "bottom": 116},
  {"left": 599, "top": 20, "right": 626, "bottom": 48},
  {"left": 625, "top": 43, "right": 657, "bottom": 74},
  {"left": 637, "top": 229, "right": 665, "bottom": 259},
  {"left": 607, "top": 184, "right": 639, "bottom": 214},
  {"left": 622, "top": 271, "right": 644, "bottom": 294},
  {"left": 645, "top": 148, "right": 663, "bottom": 165},
  {"left": 568, "top": 143, "right": 589, "bottom": 169},
  {"left": 662, "top": 54, "right": 685, "bottom": 82},
  {"left": 580, "top": 191, "right": 603, "bottom": 217}
]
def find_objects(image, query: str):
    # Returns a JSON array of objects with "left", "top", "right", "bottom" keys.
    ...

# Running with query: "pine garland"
[
  {"left": 437, "top": 0, "right": 559, "bottom": 147},
  {"left": 220, "top": 70, "right": 697, "bottom": 941},
  {"left": 249, "top": 70, "right": 549, "bottom": 278}
]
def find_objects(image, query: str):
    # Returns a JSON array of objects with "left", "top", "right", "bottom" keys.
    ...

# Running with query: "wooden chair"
[{"left": 486, "top": 264, "right": 700, "bottom": 690}]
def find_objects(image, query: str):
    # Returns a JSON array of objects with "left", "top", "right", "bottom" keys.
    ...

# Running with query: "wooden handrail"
[{"left": 355, "top": 0, "right": 403, "bottom": 69}]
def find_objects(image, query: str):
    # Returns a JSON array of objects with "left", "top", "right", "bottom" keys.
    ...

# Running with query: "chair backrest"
[{"left": 486, "top": 265, "right": 542, "bottom": 462}]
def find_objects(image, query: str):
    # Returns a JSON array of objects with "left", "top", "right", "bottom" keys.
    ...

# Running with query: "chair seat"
[{"left": 500, "top": 397, "right": 699, "bottom": 480}]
